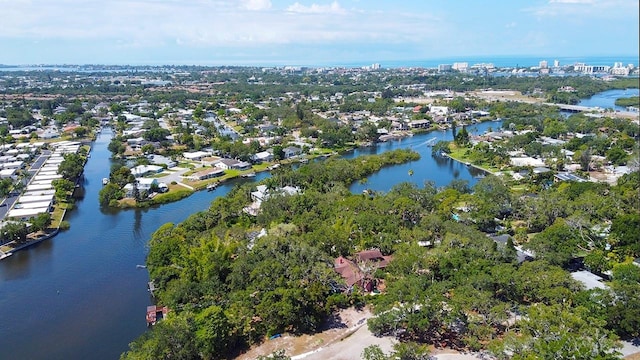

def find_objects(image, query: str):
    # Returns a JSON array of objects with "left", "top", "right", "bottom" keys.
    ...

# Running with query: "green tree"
[
  {"left": 490, "top": 304, "right": 621, "bottom": 360},
  {"left": 108, "top": 138, "right": 126, "bottom": 156},
  {"left": 31, "top": 212, "right": 52, "bottom": 232},
  {"left": 57, "top": 153, "right": 85, "bottom": 180},
  {"left": 526, "top": 219, "right": 580, "bottom": 267},
  {"left": 454, "top": 126, "right": 470, "bottom": 146},
  {"left": 99, "top": 183, "right": 124, "bottom": 207},
  {"left": 111, "top": 166, "right": 135, "bottom": 188},
  {"left": 606, "top": 146, "right": 627, "bottom": 166},
  {"left": 195, "top": 306, "right": 234, "bottom": 360},
  {"left": 610, "top": 213, "right": 640, "bottom": 257},
  {"left": 121, "top": 314, "right": 198, "bottom": 360},
  {"left": 52, "top": 178, "right": 75, "bottom": 200}
]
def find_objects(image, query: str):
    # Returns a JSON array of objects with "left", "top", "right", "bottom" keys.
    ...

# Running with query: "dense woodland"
[{"left": 121, "top": 142, "right": 639, "bottom": 359}]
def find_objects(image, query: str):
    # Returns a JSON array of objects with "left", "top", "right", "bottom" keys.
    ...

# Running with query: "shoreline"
[{"left": 442, "top": 152, "right": 496, "bottom": 176}]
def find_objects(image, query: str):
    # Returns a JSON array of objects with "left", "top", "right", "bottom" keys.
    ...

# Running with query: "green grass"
[{"left": 448, "top": 146, "right": 504, "bottom": 174}]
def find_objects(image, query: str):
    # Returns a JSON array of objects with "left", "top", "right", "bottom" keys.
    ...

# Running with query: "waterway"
[
  {"left": 346, "top": 123, "right": 499, "bottom": 194},
  {"left": 578, "top": 88, "right": 639, "bottom": 111},
  {"left": 0, "top": 127, "right": 269, "bottom": 360},
  {"left": 0, "top": 88, "right": 635, "bottom": 360}
]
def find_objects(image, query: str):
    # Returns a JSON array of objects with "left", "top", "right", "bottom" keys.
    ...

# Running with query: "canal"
[{"left": 0, "top": 127, "right": 269, "bottom": 360}]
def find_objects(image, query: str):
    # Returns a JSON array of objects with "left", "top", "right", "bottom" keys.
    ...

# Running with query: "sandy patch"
[{"left": 235, "top": 307, "right": 382, "bottom": 360}]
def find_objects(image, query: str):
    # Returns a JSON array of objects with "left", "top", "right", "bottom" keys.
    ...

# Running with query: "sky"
[{"left": 0, "top": 0, "right": 638, "bottom": 66}]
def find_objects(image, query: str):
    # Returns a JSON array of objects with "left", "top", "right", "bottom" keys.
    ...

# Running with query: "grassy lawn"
[
  {"left": 50, "top": 204, "right": 67, "bottom": 226},
  {"left": 253, "top": 163, "right": 270, "bottom": 172},
  {"left": 448, "top": 146, "right": 503, "bottom": 174},
  {"left": 178, "top": 162, "right": 196, "bottom": 169}
]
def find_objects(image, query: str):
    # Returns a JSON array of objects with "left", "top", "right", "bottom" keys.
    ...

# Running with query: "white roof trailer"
[
  {"left": 7, "top": 207, "right": 50, "bottom": 220},
  {"left": 23, "top": 189, "right": 56, "bottom": 197},
  {"left": 15, "top": 201, "right": 53, "bottom": 209},
  {"left": 17, "top": 194, "right": 55, "bottom": 203},
  {"left": 26, "top": 184, "right": 53, "bottom": 192}
]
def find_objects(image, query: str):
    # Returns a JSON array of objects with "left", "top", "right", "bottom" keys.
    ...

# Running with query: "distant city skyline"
[{"left": 1, "top": 0, "right": 638, "bottom": 66}]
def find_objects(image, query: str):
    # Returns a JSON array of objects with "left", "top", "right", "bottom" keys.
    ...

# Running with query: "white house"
[
  {"left": 131, "top": 164, "right": 163, "bottom": 177},
  {"left": 215, "top": 159, "right": 252, "bottom": 170},
  {"left": 251, "top": 151, "right": 274, "bottom": 163},
  {"left": 430, "top": 105, "right": 450, "bottom": 116},
  {"left": 183, "top": 151, "right": 211, "bottom": 161},
  {"left": 187, "top": 168, "right": 225, "bottom": 181}
]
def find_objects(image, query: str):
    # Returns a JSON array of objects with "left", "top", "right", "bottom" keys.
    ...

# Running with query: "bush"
[{"left": 59, "top": 221, "right": 71, "bottom": 230}]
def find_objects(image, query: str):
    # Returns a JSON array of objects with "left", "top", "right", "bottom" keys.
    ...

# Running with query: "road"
[{"left": 0, "top": 150, "right": 51, "bottom": 220}]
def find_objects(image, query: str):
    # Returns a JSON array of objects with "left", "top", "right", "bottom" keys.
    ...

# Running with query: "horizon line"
[{"left": 1, "top": 54, "right": 638, "bottom": 69}]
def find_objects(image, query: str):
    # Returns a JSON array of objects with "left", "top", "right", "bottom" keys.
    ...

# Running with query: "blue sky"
[{"left": 0, "top": 0, "right": 638, "bottom": 66}]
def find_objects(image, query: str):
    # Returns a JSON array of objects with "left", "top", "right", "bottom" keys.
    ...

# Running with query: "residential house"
[
  {"left": 131, "top": 164, "right": 163, "bottom": 177},
  {"left": 409, "top": 120, "right": 431, "bottom": 129},
  {"left": 251, "top": 151, "right": 274, "bottom": 163},
  {"left": 187, "top": 168, "right": 225, "bottom": 181},
  {"left": 334, "top": 249, "right": 392, "bottom": 292},
  {"left": 215, "top": 158, "right": 252, "bottom": 170},
  {"left": 282, "top": 146, "right": 302, "bottom": 159},
  {"left": 147, "top": 154, "right": 177, "bottom": 168},
  {"left": 123, "top": 178, "right": 159, "bottom": 197},
  {"left": 183, "top": 151, "right": 211, "bottom": 161}
]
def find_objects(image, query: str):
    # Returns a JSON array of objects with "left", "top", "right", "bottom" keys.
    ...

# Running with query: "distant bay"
[{"left": 1, "top": 55, "right": 638, "bottom": 71}]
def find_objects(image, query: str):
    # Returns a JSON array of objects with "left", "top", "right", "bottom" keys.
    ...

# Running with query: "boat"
[
  {"left": 207, "top": 183, "right": 218, "bottom": 191},
  {"left": 102, "top": 178, "right": 109, "bottom": 185},
  {"left": 241, "top": 172, "right": 256, "bottom": 178},
  {"left": 136, "top": 264, "right": 147, "bottom": 269},
  {"left": 268, "top": 164, "right": 280, "bottom": 170}
]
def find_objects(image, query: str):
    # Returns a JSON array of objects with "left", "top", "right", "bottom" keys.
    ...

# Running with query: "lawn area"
[{"left": 448, "top": 146, "right": 503, "bottom": 174}]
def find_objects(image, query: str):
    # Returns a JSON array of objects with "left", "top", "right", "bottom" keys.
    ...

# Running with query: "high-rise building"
[
  {"left": 452, "top": 62, "right": 468, "bottom": 71},
  {"left": 539, "top": 60, "right": 548, "bottom": 69},
  {"left": 553, "top": 60, "right": 560, "bottom": 68}
]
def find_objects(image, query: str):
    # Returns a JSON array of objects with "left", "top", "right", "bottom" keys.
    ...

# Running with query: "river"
[
  {"left": 578, "top": 88, "right": 639, "bottom": 111},
  {"left": 0, "top": 88, "right": 635, "bottom": 359}
]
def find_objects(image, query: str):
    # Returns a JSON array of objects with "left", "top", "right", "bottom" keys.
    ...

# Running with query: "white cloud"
[
  {"left": 286, "top": 1, "right": 347, "bottom": 15},
  {"left": 0, "top": 0, "right": 445, "bottom": 48},
  {"left": 241, "top": 0, "right": 272, "bottom": 11},
  {"left": 505, "top": 22, "right": 517, "bottom": 28}
]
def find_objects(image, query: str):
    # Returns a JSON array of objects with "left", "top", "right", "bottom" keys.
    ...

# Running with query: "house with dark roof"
[{"left": 334, "top": 249, "right": 392, "bottom": 292}]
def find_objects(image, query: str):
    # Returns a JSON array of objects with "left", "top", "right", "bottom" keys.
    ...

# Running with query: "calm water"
[
  {"left": 578, "top": 88, "right": 639, "bottom": 111},
  {"left": 346, "top": 123, "right": 499, "bottom": 194},
  {"left": 0, "top": 89, "right": 632, "bottom": 360},
  {"left": 0, "top": 128, "right": 269, "bottom": 360}
]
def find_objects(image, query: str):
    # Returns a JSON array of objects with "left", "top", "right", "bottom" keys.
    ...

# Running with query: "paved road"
[
  {"left": 1, "top": 150, "right": 52, "bottom": 220},
  {"left": 156, "top": 166, "right": 191, "bottom": 185}
]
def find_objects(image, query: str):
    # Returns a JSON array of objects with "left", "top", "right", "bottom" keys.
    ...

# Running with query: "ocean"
[
  {"left": 335, "top": 55, "right": 640, "bottom": 69},
  {"left": 1, "top": 55, "right": 638, "bottom": 71}
]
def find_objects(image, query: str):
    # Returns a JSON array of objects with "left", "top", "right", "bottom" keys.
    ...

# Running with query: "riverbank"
[
  {"left": 444, "top": 146, "right": 499, "bottom": 175},
  {"left": 0, "top": 228, "right": 60, "bottom": 260}
]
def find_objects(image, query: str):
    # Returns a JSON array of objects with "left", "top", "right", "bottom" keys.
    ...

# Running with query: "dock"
[{"left": 148, "top": 281, "right": 157, "bottom": 297}]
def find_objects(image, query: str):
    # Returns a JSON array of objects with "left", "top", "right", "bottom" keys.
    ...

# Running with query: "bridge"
[
  {"left": 544, "top": 103, "right": 603, "bottom": 113},
  {"left": 543, "top": 103, "right": 639, "bottom": 118}
]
